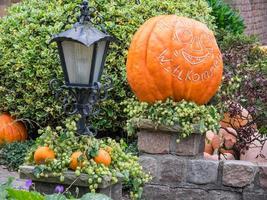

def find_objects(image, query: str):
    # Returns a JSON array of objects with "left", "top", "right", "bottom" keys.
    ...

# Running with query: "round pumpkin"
[
  {"left": 0, "top": 113, "right": 27, "bottom": 145},
  {"left": 93, "top": 149, "right": 111, "bottom": 167},
  {"left": 69, "top": 151, "right": 84, "bottom": 170},
  {"left": 34, "top": 146, "right": 55, "bottom": 164},
  {"left": 127, "top": 15, "right": 223, "bottom": 104}
]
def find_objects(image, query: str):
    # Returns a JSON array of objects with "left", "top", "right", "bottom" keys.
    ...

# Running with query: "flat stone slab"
[
  {"left": 258, "top": 164, "right": 267, "bottom": 189},
  {"left": 138, "top": 130, "right": 204, "bottom": 157},
  {"left": 222, "top": 161, "right": 257, "bottom": 187},
  {"left": 208, "top": 190, "right": 242, "bottom": 200},
  {"left": 187, "top": 160, "right": 218, "bottom": 184},
  {"left": 137, "top": 119, "right": 204, "bottom": 157},
  {"left": 19, "top": 165, "right": 122, "bottom": 199},
  {"left": 19, "top": 165, "right": 113, "bottom": 188}
]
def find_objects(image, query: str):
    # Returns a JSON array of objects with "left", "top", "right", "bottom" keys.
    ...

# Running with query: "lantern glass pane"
[
  {"left": 62, "top": 41, "right": 93, "bottom": 85},
  {"left": 93, "top": 41, "right": 107, "bottom": 82}
]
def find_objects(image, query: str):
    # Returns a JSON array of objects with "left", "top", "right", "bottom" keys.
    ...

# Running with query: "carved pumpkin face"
[{"left": 127, "top": 15, "right": 223, "bottom": 104}]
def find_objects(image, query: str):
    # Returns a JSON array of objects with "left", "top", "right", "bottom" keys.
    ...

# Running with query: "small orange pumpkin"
[
  {"left": 93, "top": 149, "right": 111, "bottom": 167},
  {"left": 34, "top": 146, "right": 55, "bottom": 164},
  {"left": 127, "top": 15, "right": 223, "bottom": 105},
  {"left": 69, "top": 151, "right": 84, "bottom": 170},
  {"left": 0, "top": 113, "right": 27, "bottom": 145}
]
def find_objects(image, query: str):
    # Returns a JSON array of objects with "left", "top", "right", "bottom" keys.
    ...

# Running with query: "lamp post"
[{"left": 50, "top": 0, "right": 114, "bottom": 136}]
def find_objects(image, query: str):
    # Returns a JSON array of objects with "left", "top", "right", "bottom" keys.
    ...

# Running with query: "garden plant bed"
[
  {"left": 19, "top": 165, "right": 122, "bottom": 199},
  {"left": 137, "top": 120, "right": 267, "bottom": 200}
]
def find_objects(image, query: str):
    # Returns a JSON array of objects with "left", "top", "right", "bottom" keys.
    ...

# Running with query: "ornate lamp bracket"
[{"left": 49, "top": 78, "right": 113, "bottom": 136}]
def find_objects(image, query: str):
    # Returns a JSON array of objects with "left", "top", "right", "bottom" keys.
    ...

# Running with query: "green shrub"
[
  {"left": 213, "top": 33, "right": 267, "bottom": 152},
  {"left": 207, "top": 0, "right": 245, "bottom": 34},
  {"left": 0, "top": 140, "right": 34, "bottom": 171},
  {"left": 0, "top": 0, "right": 215, "bottom": 133},
  {"left": 218, "top": 33, "right": 259, "bottom": 67}
]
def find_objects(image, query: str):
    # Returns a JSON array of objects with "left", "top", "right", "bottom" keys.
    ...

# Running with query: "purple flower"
[
  {"left": 54, "top": 185, "right": 64, "bottom": 193},
  {"left": 24, "top": 179, "right": 33, "bottom": 190}
]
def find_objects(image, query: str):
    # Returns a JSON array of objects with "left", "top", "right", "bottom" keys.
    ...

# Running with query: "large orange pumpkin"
[
  {"left": 0, "top": 113, "right": 27, "bottom": 145},
  {"left": 127, "top": 15, "right": 223, "bottom": 104},
  {"left": 93, "top": 149, "right": 111, "bottom": 167},
  {"left": 34, "top": 146, "right": 55, "bottom": 164}
]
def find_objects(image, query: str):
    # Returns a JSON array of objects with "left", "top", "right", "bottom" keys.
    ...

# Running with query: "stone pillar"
[{"left": 137, "top": 119, "right": 267, "bottom": 200}]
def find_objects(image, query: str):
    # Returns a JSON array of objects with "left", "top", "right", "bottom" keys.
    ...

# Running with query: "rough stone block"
[
  {"left": 99, "top": 182, "right": 122, "bottom": 200},
  {"left": 142, "top": 185, "right": 175, "bottom": 200},
  {"left": 138, "top": 130, "right": 171, "bottom": 154},
  {"left": 138, "top": 128, "right": 204, "bottom": 156},
  {"left": 158, "top": 155, "right": 186, "bottom": 183},
  {"left": 243, "top": 192, "right": 267, "bottom": 200},
  {"left": 258, "top": 164, "right": 267, "bottom": 189},
  {"left": 187, "top": 160, "right": 218, "bottom": 184},
  {"left": 170, "top": 134, "right": 205, "bottom": 157},
  {"left": 222, "top": 161, "right": 257, "bottom": 187},
  {"left": 175, "top": 188, "right": 208, "bottom": 200},
  {"left": 138, "top": 155, "right": 158, "bottom": 182},
  {"left": 208, "top": 190, "right": 242, "bottom": 200}
]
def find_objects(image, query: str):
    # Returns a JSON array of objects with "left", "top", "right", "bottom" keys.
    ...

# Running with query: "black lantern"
[{"left": 50, "top": 0, "right": 114, "bottom": 136}]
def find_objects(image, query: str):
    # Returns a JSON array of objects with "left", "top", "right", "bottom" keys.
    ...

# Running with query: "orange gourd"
[
  {"left": 34, "top": 146, "right": 55, "bottom": 164},
  {"left": 93, "top": 149, "right": 111, "bottom": 167},
  {"left": 69, "top": 151, "right": 84, "bottom": 170},
  {"left": 0, "top": 113, "right": 27, "bottom": 145},
  {"left": 127, "top": 15, "right": 223, "bottom": 105}
]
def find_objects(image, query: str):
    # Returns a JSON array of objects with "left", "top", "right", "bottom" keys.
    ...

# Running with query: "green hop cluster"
[
  {"left": 25, "top": 118, "right": 151, "bottom": 200},
  {"left": 123, "top": 98, "right": 221, "bottom": 139}
]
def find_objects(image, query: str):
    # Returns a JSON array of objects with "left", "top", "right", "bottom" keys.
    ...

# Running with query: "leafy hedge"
[
  {"left": 207, "top": 0, "right": 245, "bottom": 35},
  {"left": 0, "top": 0, "right": 215, "bottom": 133}
]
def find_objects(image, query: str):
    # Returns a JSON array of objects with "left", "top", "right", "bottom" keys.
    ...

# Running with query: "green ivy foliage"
[
  {"left": 0, "top": 140, "right": 34, "bottom": 170},
  {"left": 207, "top": 0, "right": 245, "bottom": 34},
  {"left": 0, "top": 0, "right": 215, "bottom": 133}
]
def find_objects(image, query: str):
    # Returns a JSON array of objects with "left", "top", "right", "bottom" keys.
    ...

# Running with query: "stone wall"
[
  {"left": 137, "top": 122, "right": 267, "bottom": 200},
  {"left": 140, "top": 155, "right": 267, "bottom": 200},
  {"left": 0, "top": 0, "right": 20, "bottom": 17},
  {"left": 225, "top": 0, "right": 267, "bottom": 44}
]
